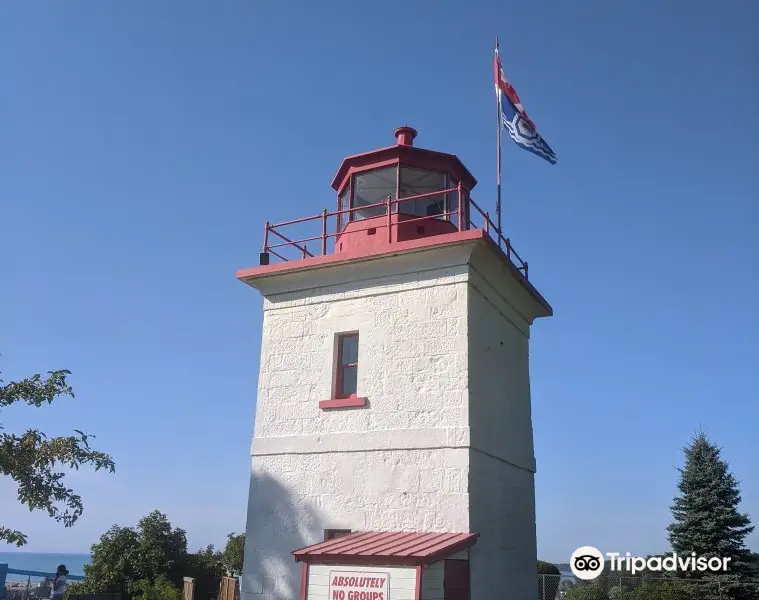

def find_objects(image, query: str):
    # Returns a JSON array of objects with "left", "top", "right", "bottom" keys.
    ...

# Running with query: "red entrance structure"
[{"left": 293, "top": 531, "right": 479, "bottom": 600}]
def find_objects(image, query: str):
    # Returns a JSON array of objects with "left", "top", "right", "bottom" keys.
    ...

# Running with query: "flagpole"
[
  {"left": 495, "top": 38, "right": 503, "bottom": 247},
  {"left": 496, "top": 89, "right": 502, "bottom": 246}
]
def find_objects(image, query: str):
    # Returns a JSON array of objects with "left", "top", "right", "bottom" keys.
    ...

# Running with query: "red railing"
[{"left": 260, "top": 184, "right": 529, "bottom": 279}]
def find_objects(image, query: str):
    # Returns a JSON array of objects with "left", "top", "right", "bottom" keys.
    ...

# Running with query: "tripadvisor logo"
[
  {"left": 570, "top": 546, "right": 605, "bottom": 580},
  {"left": 570, "top": 546, "right": 732, "bottom": 579}
]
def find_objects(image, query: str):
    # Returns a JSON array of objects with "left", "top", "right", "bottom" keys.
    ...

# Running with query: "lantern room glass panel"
[
  {"left": 352, "top": 166, "right": 397, "bottom": 221},
  {"left": 398, "top": 168, "right": 447, "bottom": 219},
  {"left": 337, "top": 184, "right": 351, "bottom": 232},
  {"left": 447, "top": 175, "right": 459, "bottom": 228}
]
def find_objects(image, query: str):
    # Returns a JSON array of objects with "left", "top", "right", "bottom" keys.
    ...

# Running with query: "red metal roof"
[
  {"left": 292, "top": 531, "right": 479, "bottom": 566},
  {"left": 330, "top": 144, "right": 478, "bottom": 193}
]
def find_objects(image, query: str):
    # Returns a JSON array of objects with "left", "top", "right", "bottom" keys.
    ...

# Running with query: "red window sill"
[{"left": 319, "top": 397, "right": 367, "bottom": 410}]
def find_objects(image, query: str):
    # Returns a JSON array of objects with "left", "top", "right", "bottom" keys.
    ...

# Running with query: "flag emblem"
[{"left": 494, "top": 46, "right": 557, "bottom": 165}]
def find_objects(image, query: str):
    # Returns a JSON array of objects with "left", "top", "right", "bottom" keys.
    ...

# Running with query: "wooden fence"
[
  {"left": 182, "top": 577, "right": 238, "bottom": 600},
  {"left": 217, "top": 578, "right": 238, "bottom": 600}
]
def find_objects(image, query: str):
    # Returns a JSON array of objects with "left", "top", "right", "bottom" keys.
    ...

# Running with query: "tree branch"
[
  {"left": 0, "top": 366, "right": 115, "bottom": 546},
  {"left": 0, "top": 370, "right": 74, "bottom": 408},
  {"left": 0, "top": 526, "right": 28, "bottom": 547}
]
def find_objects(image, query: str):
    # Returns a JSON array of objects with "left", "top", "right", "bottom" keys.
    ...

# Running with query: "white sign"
[{"left": 327, "top": 570, "right": 390, "bottom": 600}]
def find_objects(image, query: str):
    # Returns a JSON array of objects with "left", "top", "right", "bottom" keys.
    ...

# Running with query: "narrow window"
[
  {"left": 324, "top": 529, "right": 352, "bottom": 541},
  {"left": 448, "top": 175, "right": 459, "bottom": 227},
  {"left": 337, "top": 182, "right": 351, "bottom": 232},
  {"left": 335, "top": 333, "right": 359, "bottom": 398}
]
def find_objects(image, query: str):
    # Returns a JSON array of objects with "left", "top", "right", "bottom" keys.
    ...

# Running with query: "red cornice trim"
[
  {"left": 319, "top": 397, "right": 367, "bottom": 410},
  {"left": 238, "top": 228, "right": 484, "bottom": 280},
  {"left": 237, "top": 228, "right": 552, "bottom": 316}
]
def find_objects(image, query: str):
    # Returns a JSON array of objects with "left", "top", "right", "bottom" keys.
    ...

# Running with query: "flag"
[{"left": 494, "top": 43, "right": 557, "bottom": 165}]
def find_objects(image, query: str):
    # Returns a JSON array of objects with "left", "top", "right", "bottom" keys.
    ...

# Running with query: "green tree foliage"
[
  {"left": 0, "top": 367, "right": 115, "bottom": 546},
  {"left": 133, "top": 511, "right": 189, "bottom": 584},
  {"left": 559, "top": 578, "right": 577, "bottom": 594},
  {"left": 75, "top": 511, "right": 187, "bottom": 595},
  {"left": 537, "top": 560, "right": 560, "bottom": 600},
  {"left": 564, "top": 581, "right": 609, "bottom": 600},
  {"left": 666, "top": 431, "right": 757, "bottom": 600},
  {"left": 73, "top": 525, "right": 142, "bottom": 594},
  {"left": 626, "top": 580, "right": 694, "bottom": 600},
  {"left": 749, "top": 553, "right": 759, "bottom": 577},
  {"left": 72, "top": 511, "right": 226, "bottom": 600},
  {"left": 569, "top": 574, "right": 618, "bottom": 600},
  {"left": 132, "top": 577, "right": 183, "bottom": 600},
  {"left": 222, "top": 533, "right": 245, "bottom": 577},
  {"left": 564, "top": 577, "right": 696, "bottom": 600}
]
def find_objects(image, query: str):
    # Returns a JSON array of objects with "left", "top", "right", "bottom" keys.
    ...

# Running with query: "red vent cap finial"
[{"left": 394, "top": 125, "right": 417, "bottom": 147}]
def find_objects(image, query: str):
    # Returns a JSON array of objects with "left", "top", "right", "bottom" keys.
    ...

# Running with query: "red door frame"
[{"left": 443, "top": 559, "right": 470, "bottom": 600}]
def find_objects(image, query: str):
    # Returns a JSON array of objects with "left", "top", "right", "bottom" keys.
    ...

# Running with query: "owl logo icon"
[{"left": 570, "top": 546, "right": 605, "bottom": 580}]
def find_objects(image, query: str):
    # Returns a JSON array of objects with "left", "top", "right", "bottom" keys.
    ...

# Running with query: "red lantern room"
[
  {"left": 330, "top": 126, "right": 476, "bottom": 255},
  {"left": 245, "top": 126, "right": 547, "bottom": 309}
]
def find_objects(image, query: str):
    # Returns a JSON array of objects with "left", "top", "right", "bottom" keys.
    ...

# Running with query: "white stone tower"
[{"left": 238, "top": 127, "right": 552, "bottom": 600}]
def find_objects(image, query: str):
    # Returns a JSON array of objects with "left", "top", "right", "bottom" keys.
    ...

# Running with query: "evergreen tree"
[{"left": 667, "top": 431, "right": 757, "bottom": 600}]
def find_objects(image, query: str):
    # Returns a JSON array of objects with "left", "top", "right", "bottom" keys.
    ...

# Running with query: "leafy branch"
[
  {"left": 0, "top": 367, "right": 115, "bottom": 546},
  {"left": 0, "top": 369, "right": 74, "bottom": 408}
]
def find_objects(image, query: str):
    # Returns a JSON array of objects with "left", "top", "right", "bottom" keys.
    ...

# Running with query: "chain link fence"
[{"left": 537, "top": 574, "right": 759, "bottom": 600}]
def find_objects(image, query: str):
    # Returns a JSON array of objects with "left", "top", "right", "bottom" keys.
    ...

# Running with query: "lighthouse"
[{"left": 238, "top": 127, "right": 552, "bottom": 600}]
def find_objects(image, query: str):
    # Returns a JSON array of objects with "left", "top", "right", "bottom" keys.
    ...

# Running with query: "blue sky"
[{"left": 0, "top": 1, "right": 756, "bottom": 563}]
